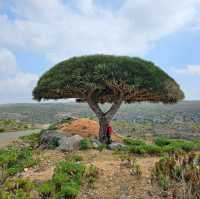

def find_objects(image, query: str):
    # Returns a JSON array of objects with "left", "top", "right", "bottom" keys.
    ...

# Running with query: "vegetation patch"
[
  {"left": 80, "top": 138, "right": 93, "bottom": 150},
  {"left": 20, "top": 131, "right": 42, "bottom": 149},
  {"left": 97, "top": 143, "right": 107, "bottom": 152},
  {"left": 0, "top": 147, "right": 38, "bottom": 183},
  {"left": 123, "top": 137, "right": 200, "bottom": 155},
  {"left": 152, "top": 152, "right": 200, "bottom": 198},
  {"left": 84, "top": 164, "right": 98, "bottom": 187},
  {"left": 39, "top": 161, "right": 85, "bottom": 199},
  {"left": 0, "top": 119, "right": 34, "bottom": 132},
  {"left": 0, "top": 177, "right": 36, "bottom": 198},
  {"left": 65, "top": 154, "right": 83, "bottom": 162},
  {"left": 2, "top": 158, "right": 95, "bottom": 199}
]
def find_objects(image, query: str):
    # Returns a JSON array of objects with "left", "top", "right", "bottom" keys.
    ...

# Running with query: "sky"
[{"left": 0, "top": 0, "right": 200, "bottom": 104}]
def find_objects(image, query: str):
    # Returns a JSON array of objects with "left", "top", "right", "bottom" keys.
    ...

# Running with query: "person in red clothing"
[{"left": 106, "top": 124, "right": 112, "bottom": 144}]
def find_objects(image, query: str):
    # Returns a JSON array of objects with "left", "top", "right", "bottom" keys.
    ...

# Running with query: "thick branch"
[
  {"left": 104, "top": 91, "right": 123, "bottom": 121},
  {"left": 87, "top": 90, "right": 104, "bottom": 119},
  {"left": 105, "top": 99, "right": 122, "bottom": 121},
  {"left": 87, "top": 89, "right": 123, "bottom": 122},
  {"left": 87, "top": 100, "right": 104, "bottom": 119}
]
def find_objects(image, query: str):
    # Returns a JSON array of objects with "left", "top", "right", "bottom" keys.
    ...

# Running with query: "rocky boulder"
[
  {"left": 40, "top": 130, "right": 83, "bottom": 151},
  {"left": 108, "top": 142, "right": 125, "bottom": 150},
  {"left": 58, "top": 135, "right": 83, "bottom": 151}
]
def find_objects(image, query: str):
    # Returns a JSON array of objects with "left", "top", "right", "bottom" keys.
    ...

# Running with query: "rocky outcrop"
[{"left": 40, "top": 130, "right": 83, "bottom": 151}]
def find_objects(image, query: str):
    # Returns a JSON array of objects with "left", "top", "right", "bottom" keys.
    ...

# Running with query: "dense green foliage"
[
  {"left": 123, "top": 137, "right": 200, "bottom": 155},
  {"left": 33, "top": 55, "right": 184, "bottom": 103}
]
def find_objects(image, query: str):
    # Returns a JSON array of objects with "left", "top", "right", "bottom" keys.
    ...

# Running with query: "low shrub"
[
  {"left": 170, "top": 140, "right": 193, "bottom": 151},
  {"left": 156, "top": 175, "right": 171, "bottom": 190},
  {"left": 123, "top": 138, "right": 145, "bottom": 146},
  {"left": 127, "top": 144, "right": 162, "bottom": 155},
  {"left": 20, "top": 132, "right": 42, "bottom": 148},
  {"left": 123, "top": 137, "right": 200, "bottom": 155},
  {"left": 129, "top": 158, "right": 142, "bottom": 176},
  {"left": 152, "top": 152, "right": 200, "bottom": 198},
  {"left": 0, "top": 177, "right": 36, "bottom": 198},
  {"left": 39, "top": 161, "right": 86, "bottom": 199},
  {"left": 38, "top": 181, "right": 52, "bottom": 198},
  {"left": 80, "top": 138, "right": 92, "bottom": 150},
  {"left": 154, "top": 137, "right": 171, "bottom": 147},
  {"left": 0, "top": 147, "right": 38, "bottom": 183}
]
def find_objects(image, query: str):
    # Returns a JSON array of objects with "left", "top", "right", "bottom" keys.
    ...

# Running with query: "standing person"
[{"left": 106, "top": 124, "right": 112, "bottom": 144}]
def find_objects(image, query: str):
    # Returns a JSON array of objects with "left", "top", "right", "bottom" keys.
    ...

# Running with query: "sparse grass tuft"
[
  {"left": 85, "top": 165, "right": 98, "bottom": 186},
  {"left": 66, "top": 154, "right": 83, "bottom": 162}
]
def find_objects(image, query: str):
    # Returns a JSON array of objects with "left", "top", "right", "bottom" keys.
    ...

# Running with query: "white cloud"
[
  {"left": 0, "top": 49, "right": 38, "bottom": 103},
  {"left": 0, "top": 48, "right": 18, "bottom": 76},
  {"left": 0, "top": 0, "right": 200, "bottom": 102},
  {"left": 175, "top": 65, "right": 200, "bottom": 76},
  {"left": 0, "top": 0, "right": 199, "bottom": 63}
]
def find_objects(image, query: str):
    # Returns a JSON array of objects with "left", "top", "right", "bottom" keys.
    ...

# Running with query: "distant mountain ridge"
[{"left": 0, "top": 101, "right": 200, "bottom": 124}]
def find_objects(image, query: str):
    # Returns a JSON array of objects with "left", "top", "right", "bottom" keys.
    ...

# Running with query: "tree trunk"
[
  {"left": 99, "top": 116, "right": 110, "bottom": 143},
  {"left": 87, "top": 89, "right": 123, "bottom": 143}
]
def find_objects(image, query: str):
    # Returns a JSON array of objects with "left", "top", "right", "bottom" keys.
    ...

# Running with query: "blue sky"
[{"left": 0, "top": 0, "right": 200, "bottom": 103}]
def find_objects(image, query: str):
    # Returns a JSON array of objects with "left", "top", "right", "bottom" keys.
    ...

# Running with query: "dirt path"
[{"left": 0, "top": 129, "right": 40, "bottom": 148}]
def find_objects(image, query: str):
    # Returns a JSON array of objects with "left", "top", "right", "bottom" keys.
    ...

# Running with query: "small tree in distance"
[{"left": 33, "top": 55, "right": 184, "bottom": 143}]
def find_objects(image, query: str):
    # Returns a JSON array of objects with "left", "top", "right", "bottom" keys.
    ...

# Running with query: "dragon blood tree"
[{"left": 33, "top": 55, "right": 184, "bottom": 143}]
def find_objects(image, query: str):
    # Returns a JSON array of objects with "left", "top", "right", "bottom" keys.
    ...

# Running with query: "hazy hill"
[{"left": 0, "top": 101, "right": 200, "bottom": 139}]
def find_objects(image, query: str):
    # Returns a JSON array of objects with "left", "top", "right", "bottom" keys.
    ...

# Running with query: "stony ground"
[
  {"left": 20, "top": 148, "right": 170, "bottom": 199},
  {"left": 77, "top": 150, "right": 161, "bottom": 199}
]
